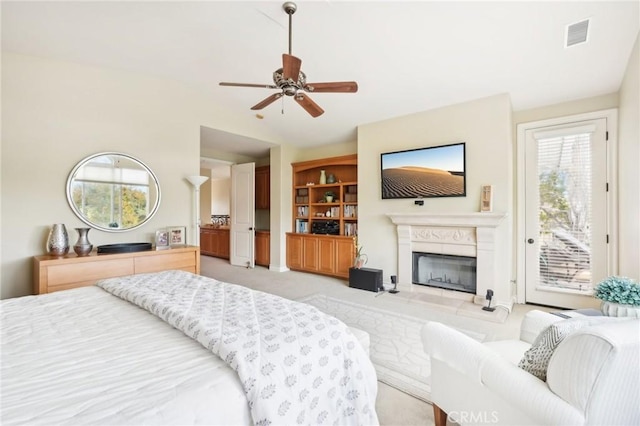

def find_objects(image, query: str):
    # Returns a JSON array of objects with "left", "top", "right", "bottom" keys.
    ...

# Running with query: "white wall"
[
  {"left": 293, "top": 141, "right": 357, "bottom": 163},
  {"left": 1, "top": 52, "right": 283, "bottom": 299},
  {"left": 617, "top": 33, "right": 640, "bottom": 279},
  {"left": 512, "top": 93, "right": 619, "bottom": 124},
  {"left": 211, "top": 178, "right": 231, "bottom": 216},
  {"left": 357, "top": 94, "right": 514, "bottom": 303},
  {"left": 269, "top": 144, "right": 297, "bottom": 271},
  {"left": 199, "top": 168, "right": 213, "bottom": 225}
]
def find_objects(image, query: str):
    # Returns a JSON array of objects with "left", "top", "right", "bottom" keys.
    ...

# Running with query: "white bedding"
[
  {"left": 97, "top": 270, "right": 379, "bottom": 426},
  {"left": 1, "top": 285, "right": 252, "bottom": 425},
  {"left": 1, "top": 273, "right": 378, "bottom": 426}
]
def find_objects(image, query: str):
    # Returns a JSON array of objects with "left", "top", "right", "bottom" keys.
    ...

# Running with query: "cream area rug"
[
  {"left": 393, "top": 291, "right": 511, "bottom": 324},
  {"left": 299, "top": 294, "right": 486, "bottom": 402}
]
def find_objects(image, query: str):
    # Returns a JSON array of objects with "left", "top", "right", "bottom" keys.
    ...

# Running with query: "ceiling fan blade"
[
  {"left": 251, "top": 93, "right": 284, "bottom": 110},
  {"left": 220, "top": 82, "right": 278, "bottom": 89},
  {"left": 282, "top": 54, "right": 302, "bottom": 81},
  {"left": 294, "top": 93, "right": 324, "bottom": 118},
  {"left": 304, "top": 81, "right": 358, "bottom": 93}
]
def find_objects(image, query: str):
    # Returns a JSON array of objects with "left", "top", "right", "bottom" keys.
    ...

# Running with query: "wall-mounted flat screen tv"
[{"left": 381, "top": 142, "right": 466, "bottom": 199}]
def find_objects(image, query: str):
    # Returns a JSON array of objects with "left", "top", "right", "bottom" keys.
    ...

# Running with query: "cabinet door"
[
  {"left": 255, "top": 166, "right": 270, "bottom": 209},
  {"left": 255, "top": 233, "right": 270, "bottom": 266},
  {"left": 335, "top": 238, "right": 356, "bottom": 278},
  {"left": 201, "top": 230, "right": 214, "bottom": 256},
  {"left": 210, "top": 230, "right": 220, "bottom": 256},
  {"left": 302, "top": 237, "right": 319, "bottom": 272},
  {"left": 318, "top": 238, "right": 336, "bottom": 274},
  {"left": 287, "top": 234, "right": 304, "bottom": 270},
  {"left": 219, "top": 230, "right": 230, "bottom": 259}
]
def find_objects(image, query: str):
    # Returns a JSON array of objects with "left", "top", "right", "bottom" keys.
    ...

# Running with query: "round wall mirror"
[{"left": 66, "top": 152, "right": 161, "bottom": 232}]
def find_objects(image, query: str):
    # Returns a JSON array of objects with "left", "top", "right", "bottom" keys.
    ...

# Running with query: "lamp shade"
[{"left": 186, "top": 175, "right": 209, "bottom": 188}]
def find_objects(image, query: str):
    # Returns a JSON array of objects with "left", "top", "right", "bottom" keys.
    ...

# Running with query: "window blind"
[{"left": 536, "top": 132, "right": 593, "bottom": 291}]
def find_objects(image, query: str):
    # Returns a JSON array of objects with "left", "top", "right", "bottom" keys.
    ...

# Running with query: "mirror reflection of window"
[{"left": 66, "top": 153, "right": 160, "bottom": 232}]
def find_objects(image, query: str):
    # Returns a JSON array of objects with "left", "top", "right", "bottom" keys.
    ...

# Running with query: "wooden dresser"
[{"left": 33, "top": 246, "right": 200, "bottom": 294}]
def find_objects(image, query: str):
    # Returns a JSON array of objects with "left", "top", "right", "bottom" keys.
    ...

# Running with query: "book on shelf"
[
  {"left": 343, "top": 205, "right": 357, "bottom": 218},
  {"left": 295, "top": 219, "right": 309, "bottom": 233},
  {"left": 297, "top": 206, "right": 309, "bottom": 217},
  {"left": 344, "top": 223, "right": 358, "bottom": 236}
]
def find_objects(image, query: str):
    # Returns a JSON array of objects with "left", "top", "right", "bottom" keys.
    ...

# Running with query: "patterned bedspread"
[{"left": 97, "top": 270, "right": 379, "bottom": 426}]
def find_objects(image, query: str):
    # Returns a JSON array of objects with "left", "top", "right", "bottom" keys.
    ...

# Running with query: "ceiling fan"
[{"left": 219, "top": 1, "right": 358, "bottom": 118}]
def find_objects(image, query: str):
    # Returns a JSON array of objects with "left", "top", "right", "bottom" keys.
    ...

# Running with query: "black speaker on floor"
[{"left": 349, "top": 267, "right": 383, "bottom": 292}]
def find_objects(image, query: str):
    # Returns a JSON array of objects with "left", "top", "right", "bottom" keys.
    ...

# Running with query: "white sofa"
[{"left": 421, "top": 310, "right": 640, "bottom": 426}]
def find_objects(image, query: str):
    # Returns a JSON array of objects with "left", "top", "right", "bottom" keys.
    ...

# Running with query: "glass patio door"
[{"left": 524, "top": 118, "right": 609, "bottom": 308}]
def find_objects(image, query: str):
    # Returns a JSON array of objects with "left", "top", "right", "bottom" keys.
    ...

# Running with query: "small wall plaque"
[{"left": 480, "top": 185, "right": 493, "bottom": 212}]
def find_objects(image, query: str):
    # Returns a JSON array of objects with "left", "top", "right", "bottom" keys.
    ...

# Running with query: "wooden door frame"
[{"left": 515, "top": 109, "right": 618, "bottom": 304}]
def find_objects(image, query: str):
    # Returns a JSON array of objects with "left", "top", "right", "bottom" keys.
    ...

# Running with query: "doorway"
[{"left": 517, "top": 110, "right": 617, "bottom": 309}]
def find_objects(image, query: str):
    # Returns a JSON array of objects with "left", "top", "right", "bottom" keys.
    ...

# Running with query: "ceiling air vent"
[{"left": 565, "top": 18, "right": 590, "bottom": 48}]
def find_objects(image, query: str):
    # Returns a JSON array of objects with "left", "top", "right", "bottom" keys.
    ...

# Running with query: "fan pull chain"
[{"left": 281, "top": 95, "right": 285, "bottom": 115}]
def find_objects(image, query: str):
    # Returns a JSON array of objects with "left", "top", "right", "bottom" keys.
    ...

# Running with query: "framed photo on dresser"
[
  {"left": 168, "top": 226, "right": 187, "bottom": 246},
  {"left": 155, "top": 229, "right": 170, "bottom": 250}
]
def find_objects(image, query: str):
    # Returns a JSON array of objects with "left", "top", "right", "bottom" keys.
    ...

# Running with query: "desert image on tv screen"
[{"left": 381, "top": 143, "right": 465, "bottom": 199}]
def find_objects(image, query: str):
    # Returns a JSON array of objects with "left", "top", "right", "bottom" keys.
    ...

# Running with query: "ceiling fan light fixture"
[
  {"left": 218, "top": 2, "right": 358, "bottom": 118},
  {"left": 273, "top": 68, "right": 306, "bottom": 91}
]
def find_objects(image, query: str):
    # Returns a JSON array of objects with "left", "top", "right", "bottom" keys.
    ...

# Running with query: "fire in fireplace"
[{"left": 412, "top": 252, "right": 477, "bottom": 294}]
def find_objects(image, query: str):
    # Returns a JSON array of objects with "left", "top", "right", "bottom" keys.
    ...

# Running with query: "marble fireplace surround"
[{"left": 387, "top": 212, "right": 507, "bottom": 296}]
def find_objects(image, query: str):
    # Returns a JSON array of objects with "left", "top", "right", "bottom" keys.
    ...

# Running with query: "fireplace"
[
  {"left": 412, "top": 252, "right": 477, "bottom": 294},
  {"left": 387, "top": 212, "right": 507, "bottom": 298}
]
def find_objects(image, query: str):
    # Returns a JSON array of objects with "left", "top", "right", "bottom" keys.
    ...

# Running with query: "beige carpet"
[{"left": 199, "top": 256, "right": 540, "bottom": 426}]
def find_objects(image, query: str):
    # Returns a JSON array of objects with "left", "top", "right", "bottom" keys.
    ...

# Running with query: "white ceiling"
[{"left": 2, "top": 1, "right": 639, "bottom": 157}]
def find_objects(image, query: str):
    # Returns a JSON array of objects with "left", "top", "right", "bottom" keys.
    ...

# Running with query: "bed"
[{"left": 1, "top": 270, "right": 378, "bottom": 425}]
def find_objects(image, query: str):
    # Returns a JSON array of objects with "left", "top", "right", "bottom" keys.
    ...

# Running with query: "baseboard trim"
[{"left": 268, "top": 264, "right": 289, "bottom": 272}]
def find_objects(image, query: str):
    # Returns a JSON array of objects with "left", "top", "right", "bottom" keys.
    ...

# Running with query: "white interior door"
[
  {"left": 230, "top": 162, "right": 255, "bottom": 268},
  {"left": 524, "top": 118, "right": 609, "bottom": 308}
]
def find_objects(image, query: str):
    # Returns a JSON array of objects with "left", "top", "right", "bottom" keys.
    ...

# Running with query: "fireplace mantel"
[
  {"left": 387, "top": 212, "right": 506, "bottom": 228},
  {"left": 386, "top": 212, "right": 507, "bottom": 295}
]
